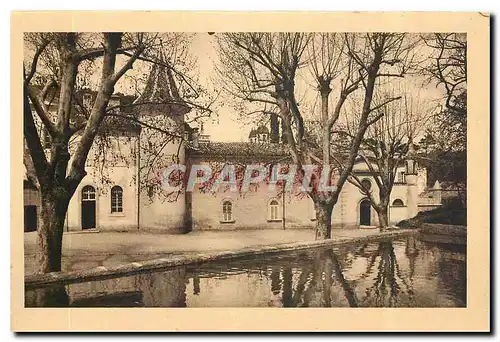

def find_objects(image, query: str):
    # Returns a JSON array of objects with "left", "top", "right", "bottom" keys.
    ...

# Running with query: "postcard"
[{"left": 11, "top": 11, "right": 489, "bottom": 332}]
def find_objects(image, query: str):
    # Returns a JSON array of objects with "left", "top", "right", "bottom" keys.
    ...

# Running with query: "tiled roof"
[
  {"left": 188, "top": 141, "right": 291, "bottom": 162},
  {"left": 98, "top": 115, "right": 141, "bottom": 136}
]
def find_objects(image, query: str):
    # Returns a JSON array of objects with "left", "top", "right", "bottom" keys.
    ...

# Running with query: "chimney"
[
  {"left": 270, "top": 113, "right": 279, "bottom": 143},
  {"left": 192, "top": 128, "right": 200, "bottom": 148}
]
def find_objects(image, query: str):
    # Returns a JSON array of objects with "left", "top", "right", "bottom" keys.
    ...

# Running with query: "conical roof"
[{"left": 134, "top": 49, "right": 190, "bottom": 117}]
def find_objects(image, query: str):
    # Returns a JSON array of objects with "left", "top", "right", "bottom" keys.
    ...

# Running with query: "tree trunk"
[
  {"left": 36, "top": 191, "right": 69, "bottom": 274},
  {"left": 315, "top": 202, "right": 333, "bottom": 240},
  {"left": 376, "top": 205, "right": 389, "bottom": 231}
]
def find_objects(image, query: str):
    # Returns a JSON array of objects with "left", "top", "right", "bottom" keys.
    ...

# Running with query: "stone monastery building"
[{"left": 24, "top": 58, "right": 442, "bottom": 233}]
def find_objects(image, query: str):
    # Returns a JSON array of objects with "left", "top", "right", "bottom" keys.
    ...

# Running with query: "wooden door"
[
  {"left": 360, "top": 199, "right": 371, "bottom": 226},
  {"left": 81, "top": 185, "right": 96, "bottom": 229}
]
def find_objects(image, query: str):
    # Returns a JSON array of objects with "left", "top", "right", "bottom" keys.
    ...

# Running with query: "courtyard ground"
[{"left": 23, "top": 228, "right": 387, "bottom": 276}]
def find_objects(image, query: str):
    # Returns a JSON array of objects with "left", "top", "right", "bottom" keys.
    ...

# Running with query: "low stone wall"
[
  {"left": 420, "top": 223, "right": 467, "bottom": 237},
  {"left": 419, "top": 233, "right": 466, "bottom": 245},
  {"left": 25, "top": 229, "right": 417, "bottom": 289}
]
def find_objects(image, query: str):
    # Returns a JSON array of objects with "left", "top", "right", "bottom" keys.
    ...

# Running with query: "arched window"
[
  {"left": 111, "top": 186, "right": 123, "bottom": 213},
  {"left": 222, "top": 200, "right": 233, "bottom": 222},
  {"left": 82, "top": 185, "right": 96, "bottom": 200},
  {"left": 269, "top": 199, "right": 280, "bottom": 221},
  {"left": 392, "top": 199, "right": 404, "bottom": 207}
]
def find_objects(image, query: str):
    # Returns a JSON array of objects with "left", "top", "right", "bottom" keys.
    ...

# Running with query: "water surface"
[{"left": 25, "top": 235, "right": 466, "bottom": 307}]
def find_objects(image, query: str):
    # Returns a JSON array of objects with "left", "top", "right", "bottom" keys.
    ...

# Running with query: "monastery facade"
[{"left": 23, "top": 59, "right": 442, "bottom": 233}]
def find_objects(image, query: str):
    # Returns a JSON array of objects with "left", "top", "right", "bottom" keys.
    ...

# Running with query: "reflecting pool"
[{"left": 25, "top": 235, "right": 466, "bottom": 307}]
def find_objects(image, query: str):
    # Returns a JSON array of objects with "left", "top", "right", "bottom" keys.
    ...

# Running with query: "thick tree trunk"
[
  {"left": 36, "top": 191, "right": 69, "bottom": 274},
  {"left": 376, "top": 205, "right": 389, "bottom": 231},
  {"left": 315, "top": 202, "right": 333, "bottom": 240}
]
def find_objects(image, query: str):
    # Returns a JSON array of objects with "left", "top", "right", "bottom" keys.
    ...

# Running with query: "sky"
[
  {"left": 190, "top": 33, "right": 254, "bottom": 142},
  {"left": 25, "top": 33, "right": 447, "bottom": 143},
  {"left": 186, "top": 33, "right": 445, "bottom": 143}
]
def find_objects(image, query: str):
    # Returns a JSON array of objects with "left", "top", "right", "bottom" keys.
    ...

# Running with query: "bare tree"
[
  {"left": 422, "top": 33, "right": 466, "bottom": 119},
  {"left": 216, "top": 32, "right": 418, "bottom": 239},
  {"left": 347, "top": 83, "right": 430, "bottom": 229},
  {"left": 23, "top": 32, "right": 210, "bottom": 273},
  {"left": 421, "top": 33, "right": 467, "bottom": 207}
]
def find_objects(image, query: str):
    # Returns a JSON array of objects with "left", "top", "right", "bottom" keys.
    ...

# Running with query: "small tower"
[
  {"left": 405, "top": 141, "right": 419, "bottom": 218},
  {"left": 134, "top": 48, "right": 191, "bottom": 232}
]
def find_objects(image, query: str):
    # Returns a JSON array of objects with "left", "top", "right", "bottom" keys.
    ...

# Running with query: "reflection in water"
[
  {"left": 25, "top": 285, "right": 69, "bottom": 307},
  {"left": 270, "top": 267, "right": 281, "bottom": 295},
  {"left": 193, "top": 273, "right": 200, "bottom": 295},
  {"left": 25, "top": 236, "right": 466, "bottom": 308},
  {"left": 361, "top": 241, "right": 413, "bottom": 307},
  {"left": 281, "top": 267, "right": 293, "bottom": 307}
]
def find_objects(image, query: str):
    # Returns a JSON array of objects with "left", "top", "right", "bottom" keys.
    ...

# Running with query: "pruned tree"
[
  {"left": 216, "top": 32, "right": 418, "bottom": 239},
  {"left": 347, "top": 83, "right": 431, "bottom": 229},
  {"left": 23, "top": 32, "right": 211, "bottom": 273}
]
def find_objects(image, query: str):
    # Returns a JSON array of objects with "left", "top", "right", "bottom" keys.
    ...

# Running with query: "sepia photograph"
[{"left": 11, "top": 11, "right": 489, "bottom": 332}]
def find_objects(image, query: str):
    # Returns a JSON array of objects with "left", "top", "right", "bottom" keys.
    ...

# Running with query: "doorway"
[
  {"left": 81, "top": 185, "right": 96, "bottom": 229},
  {"left": 24, "top": 205, "right": 37, "bottom": 232},
  {"left": 360, "top": 199, "right": 371, "bottom": 226}
]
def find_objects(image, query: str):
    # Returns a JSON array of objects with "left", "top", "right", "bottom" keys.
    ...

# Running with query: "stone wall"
[
  {"left": 189, "top": 171, "right": 419, "bottom": 230},
  {"left": 420, "top": 223, "right": 467, "bottom": 237}
]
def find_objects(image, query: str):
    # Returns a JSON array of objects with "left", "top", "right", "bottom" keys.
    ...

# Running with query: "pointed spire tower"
[
  {"left": 135, "top": 45, "right": 190, "bottom": 233},
  {"left": 134, "top": 46, "right": 190, "bottom": 121}
]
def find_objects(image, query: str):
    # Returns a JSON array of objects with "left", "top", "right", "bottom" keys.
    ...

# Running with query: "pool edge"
[{"left": 25, "top": 229, "right": 419, "bottom": 289}]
